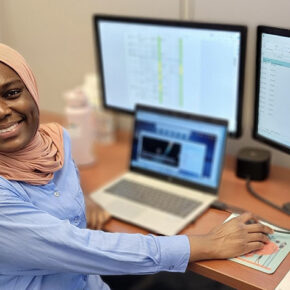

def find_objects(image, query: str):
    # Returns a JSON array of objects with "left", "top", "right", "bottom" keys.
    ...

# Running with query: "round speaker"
[{"left": 236, "top": 147, "right": 271, "bottom": 181}]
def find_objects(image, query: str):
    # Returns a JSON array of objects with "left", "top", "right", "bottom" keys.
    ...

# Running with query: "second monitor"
[
  {"left": 94, "top": 15, "right": 247, "bottom": 137},
  {"left": 253, "top": 25, "right": 290, "bottom": 154}
]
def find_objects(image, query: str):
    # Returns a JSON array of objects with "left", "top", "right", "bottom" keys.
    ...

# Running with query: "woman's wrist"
[{"left": 187, "top": 234, "right": 215, "bottom": 262}]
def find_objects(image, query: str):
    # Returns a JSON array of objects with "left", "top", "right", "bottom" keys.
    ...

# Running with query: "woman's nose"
[{"left": 0, "top": 100, "right": 12, "bottom": 119}]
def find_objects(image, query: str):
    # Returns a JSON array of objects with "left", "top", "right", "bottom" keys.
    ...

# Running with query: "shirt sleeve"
[{"left": 0, "top": 187, "right": 190, "bottom": 276}]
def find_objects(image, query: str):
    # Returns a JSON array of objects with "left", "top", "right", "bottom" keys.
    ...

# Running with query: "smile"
[
  {"left": 0, "top": 122, "right": 20, "bottom": 133},
  {"left": 0, "top": 121, "right": 23, "bottom": 138}
]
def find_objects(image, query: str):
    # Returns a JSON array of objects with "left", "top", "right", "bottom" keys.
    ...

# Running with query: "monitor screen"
[
  {"left": 93, "top": 15, "right": 247, "bottom": 137},
  {"left": 253, "top": 26, "right": 290, "bottom": 154},
  {"left": 131, "top": 105, "right": 228, "bottom": 192}
]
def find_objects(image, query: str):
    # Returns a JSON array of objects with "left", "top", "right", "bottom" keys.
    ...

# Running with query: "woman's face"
[{"left": 0, "top": 62, "right": 39, "bottom": 153}]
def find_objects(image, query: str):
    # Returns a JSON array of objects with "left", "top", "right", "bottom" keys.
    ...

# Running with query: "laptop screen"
[{"left": 130, "top": 106, "right": 228, "bottom": 192}]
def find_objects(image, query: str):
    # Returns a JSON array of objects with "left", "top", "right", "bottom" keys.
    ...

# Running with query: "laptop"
[{"left": 90, "top": 105, "right": 228, "bottom": 235}]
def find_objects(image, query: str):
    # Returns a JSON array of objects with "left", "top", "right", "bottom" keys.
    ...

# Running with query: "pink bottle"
[{"left": 64, "top": 88, "right": 96, "bottom": 166}]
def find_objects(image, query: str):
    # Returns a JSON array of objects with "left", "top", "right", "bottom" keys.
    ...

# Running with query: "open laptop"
[{"left": 90, "top": 105, "right": 228, "bottom": 235}]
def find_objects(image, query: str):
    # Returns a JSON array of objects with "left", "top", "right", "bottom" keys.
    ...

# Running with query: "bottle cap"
[{"left": 64, "top": 88, "right": 88, "bottom": 107}]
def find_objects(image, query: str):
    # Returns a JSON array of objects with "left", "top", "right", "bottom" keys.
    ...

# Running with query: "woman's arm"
[{"left": 0, "top": 188, "right": 189, "bottom": 276}]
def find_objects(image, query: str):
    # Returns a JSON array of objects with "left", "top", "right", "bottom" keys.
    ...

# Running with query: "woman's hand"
[
  {"left": 84, "top": 195, "right": 111, "bottom": 230},
  {"left": 188, "top": 212, "right": 274, "bottom": 262}
]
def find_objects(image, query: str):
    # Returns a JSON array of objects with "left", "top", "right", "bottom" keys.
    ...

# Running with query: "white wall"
[
  {"left": 1, "top": 0, "right": 180, "bottom": 112},
  {"left": 0, "top": 0, "right": 4, "bottom": 40},
  {"left": 1, "top": 0, "right": 290, "bottom": 168}
]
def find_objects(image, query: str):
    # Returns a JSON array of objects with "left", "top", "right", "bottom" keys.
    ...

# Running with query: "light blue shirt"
[{"left": 0, "top": 128, "right": 190, "bottom": 290}]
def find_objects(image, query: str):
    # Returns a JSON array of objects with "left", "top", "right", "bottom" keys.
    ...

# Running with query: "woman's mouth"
[{"left": 0, "top": 121, "right": 23, "bottom": 138}]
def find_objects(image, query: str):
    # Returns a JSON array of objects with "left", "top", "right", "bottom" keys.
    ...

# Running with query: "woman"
[{"left": 0, "top": 43, "right": 273, "bottom": 290}]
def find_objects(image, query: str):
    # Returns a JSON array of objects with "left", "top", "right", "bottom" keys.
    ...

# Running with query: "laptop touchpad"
[{"left": 108, "top": 200, "right": 143, "bottom": 219}]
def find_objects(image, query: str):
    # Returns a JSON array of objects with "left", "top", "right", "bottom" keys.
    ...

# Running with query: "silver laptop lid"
[{"left": 130, "top": 105, "right": 228, "bottom": 194}]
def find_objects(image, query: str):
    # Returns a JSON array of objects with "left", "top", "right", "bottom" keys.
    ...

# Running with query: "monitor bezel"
[
  {"left": 253, "top": 25, "right": 290, "bottom": 154},
  {"left": 129, "top": 104, "right": 228, "bottom": 195},
  {"left": 93, "top": 14, "right": 247, "bottom": 138}
]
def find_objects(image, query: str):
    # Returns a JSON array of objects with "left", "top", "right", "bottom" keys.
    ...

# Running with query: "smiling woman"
[
  {"left": 0, "top": 44, "right": 64, "bottom": 185},
  {"left": 0, "top": 43, "right": 273, "bottom": 290},
  {"left": 0, "top": 63, "right": 39, "bottom": 153}
]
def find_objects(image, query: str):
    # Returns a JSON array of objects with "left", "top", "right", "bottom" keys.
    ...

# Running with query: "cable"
[{"left": 246, "top": 177, "right": 290, "bottom": 216}]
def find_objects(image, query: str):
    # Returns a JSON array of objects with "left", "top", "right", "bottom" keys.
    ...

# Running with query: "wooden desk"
[
  {"left": 79, "top": 132, "right": 289, "bottom": 290},
  {"left": 41, "top": 112, "right": 290, "bottom": 290}
]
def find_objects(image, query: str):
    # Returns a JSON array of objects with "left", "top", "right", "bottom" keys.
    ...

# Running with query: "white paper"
[{"left": 275, "top": 270, "right": 290, "bottom": 290}]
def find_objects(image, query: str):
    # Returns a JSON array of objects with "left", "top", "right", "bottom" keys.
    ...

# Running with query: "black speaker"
[{"left": 236, "top": 147, "right": 271, "bottom": 181}]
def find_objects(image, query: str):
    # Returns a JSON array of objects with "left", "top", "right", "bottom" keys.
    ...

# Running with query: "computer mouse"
[{"left": 246, "top": 219, "right": 257, "bottom": 225}]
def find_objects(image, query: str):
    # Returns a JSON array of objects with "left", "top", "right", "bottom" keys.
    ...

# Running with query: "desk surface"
[
  {"left": 80, "top": 131, "right": 289, "bottom": 290},
  {"left": 41, "top": 113, "right": 290, "bottom": 290}
]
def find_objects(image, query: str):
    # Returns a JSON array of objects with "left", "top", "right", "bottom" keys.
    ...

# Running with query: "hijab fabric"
[{"left": 0, "top": 43, "right": 64, "bottom": 185}]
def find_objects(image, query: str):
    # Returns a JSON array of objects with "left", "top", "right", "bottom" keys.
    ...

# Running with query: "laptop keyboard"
[{"left": 105, "top": 179, "right": 202, "bottom": 218}]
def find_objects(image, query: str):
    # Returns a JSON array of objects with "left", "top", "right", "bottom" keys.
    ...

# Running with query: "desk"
[
  {"left": 41, "top": 113, "right": 290, "bottom": 290},
  {"left": 79, "top": 132, "right": 289, "bottom": 290}
]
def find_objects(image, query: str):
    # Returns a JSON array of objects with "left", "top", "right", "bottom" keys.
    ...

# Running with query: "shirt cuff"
[{"left": 154, "top": 235, "right": 190, "bottom": 272}]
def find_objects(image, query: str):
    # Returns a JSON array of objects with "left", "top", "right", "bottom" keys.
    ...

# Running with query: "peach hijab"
[{"left": 0, "top": 43, "right": 64, "bottom": 185}]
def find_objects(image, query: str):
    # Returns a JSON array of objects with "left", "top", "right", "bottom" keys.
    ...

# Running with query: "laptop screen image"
[{"left": 130, "top": 106, "right": 228, "bottom": 193}]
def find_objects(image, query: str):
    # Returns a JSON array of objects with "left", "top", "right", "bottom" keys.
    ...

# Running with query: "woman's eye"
[{"left": 5, "top": 89, "right": 22, "bottom": 98}]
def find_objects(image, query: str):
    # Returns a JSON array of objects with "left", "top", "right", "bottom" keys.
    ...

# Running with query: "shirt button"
[
  {"left": 73, "top": 216, "right": 80, "bottom": 224},
  {"left": 54, "top": 191, "right": 60, "bottom": 197}
]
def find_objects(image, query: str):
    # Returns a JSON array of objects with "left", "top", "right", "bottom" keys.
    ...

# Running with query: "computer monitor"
[
  {"left": 253, "top": 26, "right": 290, "bottom": 154},
  {"left": 93, "top": 15, "right": 247, "bottom": 138}
]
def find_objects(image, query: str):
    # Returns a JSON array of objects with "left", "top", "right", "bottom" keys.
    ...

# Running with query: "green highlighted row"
[
  {"left": 157, "top": 37, "right": 184, "bottom": 106},
  {"left": 263, "top": 57, "right": 290, "bottom": 68}
]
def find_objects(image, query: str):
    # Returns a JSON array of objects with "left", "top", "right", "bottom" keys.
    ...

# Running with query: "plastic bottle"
[
  {"left": 82, "top": 73, "right": 115, "bottom": 144},
  {"left": 64, "top": 88, "right": 96, "bottom": 166}
]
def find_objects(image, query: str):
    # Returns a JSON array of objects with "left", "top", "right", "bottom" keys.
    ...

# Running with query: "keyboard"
[{"left": 105, "top": 179, "right": 201, "bottom": 217}]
